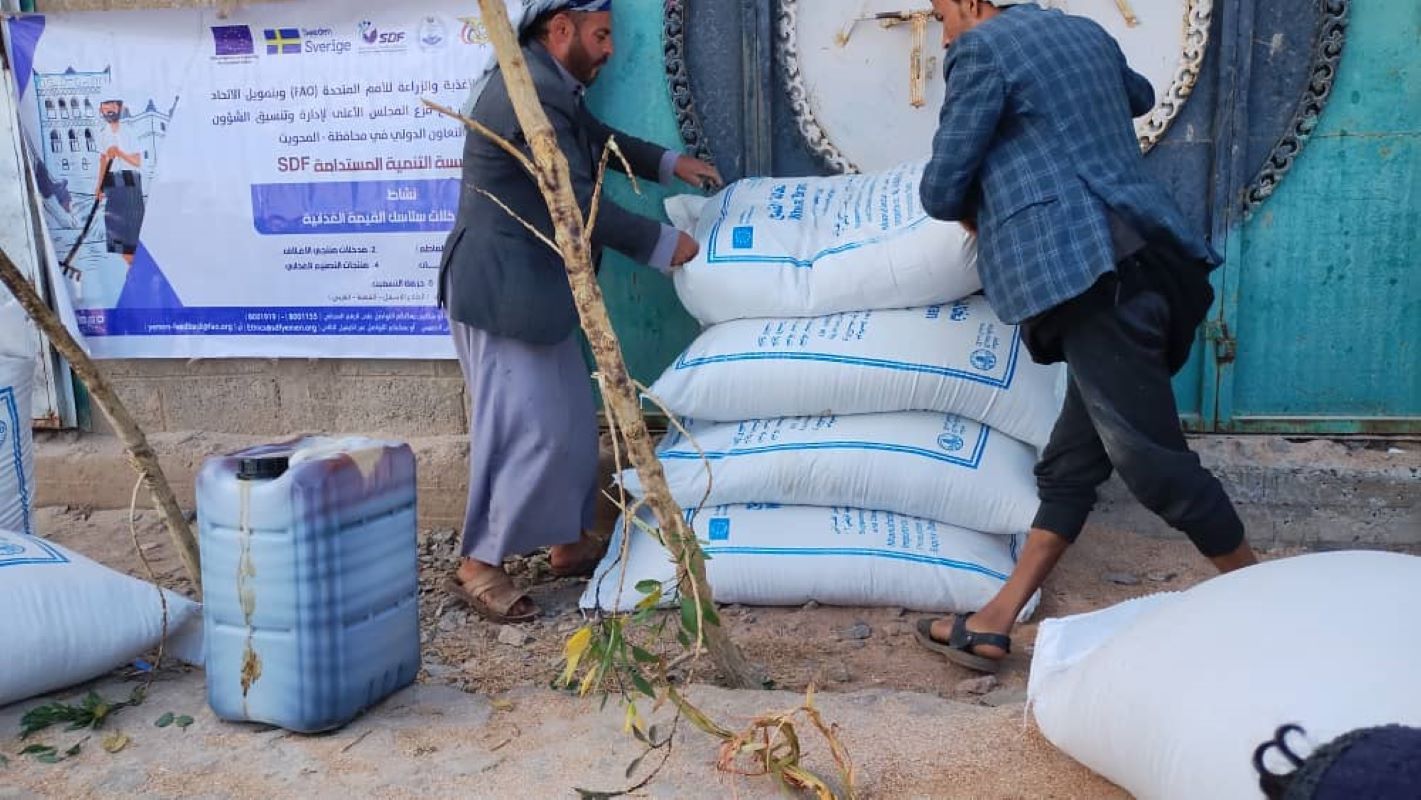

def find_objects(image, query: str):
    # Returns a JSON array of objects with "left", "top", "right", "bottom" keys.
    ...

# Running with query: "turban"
[{"left": 461, "top": 0, "right": 614, "bottom": 114}]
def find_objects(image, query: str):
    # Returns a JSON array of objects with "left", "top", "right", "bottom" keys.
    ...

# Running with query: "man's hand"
[
  {"left": 673, "top": 155, "right": 723, "bottom": 192},
  {"left": 670, "top": 231, "right": 700, "bottom": 268},
  {"left": 960, "top": 217, "right": 979, "bottom": 237}
]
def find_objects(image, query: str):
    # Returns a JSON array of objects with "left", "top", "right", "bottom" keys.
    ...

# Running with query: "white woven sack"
[
  {"left": 620, "top": 412, "right": 1039, "bottom": 536},
  {"left": 580, "top": 504, "right": 1039, "bottom": 620},
  {"left": 1028, "top": 551, "right": 1421, "bottom": 800},
  {"left": 665, "top": 161, "right": 979, "bottom": 325},
  {"left": 649, "top": 298, "right": 1064, "bottom": 448},
  {"left": 0, "top": 529, "right": 203, "bottom": 707}
]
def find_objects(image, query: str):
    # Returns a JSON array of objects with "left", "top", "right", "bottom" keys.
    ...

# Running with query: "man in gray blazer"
[{"left": 440, "top": 0, "right": 722, "bottom": 623}]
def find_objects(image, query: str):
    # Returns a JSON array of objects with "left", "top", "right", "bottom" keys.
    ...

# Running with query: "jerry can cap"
[{"left": 237, "top": 454, "right": 290, "bottom": 481}]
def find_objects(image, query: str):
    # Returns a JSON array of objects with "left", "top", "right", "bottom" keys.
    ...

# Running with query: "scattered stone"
[
  {"left": 827, "top": 662, "right": 852, "bottom": 683},
  {"left": 1146, "top": 570, "right": 1179, "bottom": 583},
  {"left": 955, "top": 675, "right": 999, "bottom": 696},
  {"left": 741, "top": 613, "right": 758, "bottom": 624},
  {"left": 1104, "top": 572, "right": 1141, "bottom": 586},
  {"left": 424, "top": 663, "right": 458, "bottom": 680},
  {"left": 980, "top": 687, "right": 1029, "bottom": 708},
  {"left": 498, "top": 626, "right": 532, "bottom": 647},
  {"left": 841, "top": 622, "right": 873, "bottom": 640},
  {"left": 438, "top": 611, "right": 467, "bottom": 632},
  {"left": 802, "top": 600, "right": 821, "bottom": 611}
]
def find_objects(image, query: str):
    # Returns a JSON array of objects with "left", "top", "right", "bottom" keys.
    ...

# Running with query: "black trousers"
[{"left": 1021, "top": 241, "right": 1246, "bottom": 558}]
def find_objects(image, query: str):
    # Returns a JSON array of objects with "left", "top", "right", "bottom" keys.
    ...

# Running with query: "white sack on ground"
[
  {"left": 649, "top": 298, "right": 1064, "bottom": 448},
  {"left": 665, "top": 161, "right": 979, "bottom": 325},
  {"left": 579, "top": 504, "right": 1038, "bottom": 619},
  {"left": 0, "top": 356, "right": 35, "bottom": 535},
  {"left": 620, "top": 413, "right": 1039, "bottom": 535},
  {"left": 0, "top": 529, "right": 203, "bottom": 707},
  {"left": 1028, "top": 551, "right": 1421, "bottom": 800}
]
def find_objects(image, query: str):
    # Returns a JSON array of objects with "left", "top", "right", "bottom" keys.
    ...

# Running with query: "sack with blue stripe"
[
  {"left": 620, "top": 412, "right": 1039, "bottom": 536},
  {"left": 664, "top": 161, "right": 979, "bottom": 325},
  {"left": 0, "top": 529, "right": 203, "bottom": 707},
  {"left": 0, "top": 356, "right": 35, "bottom": 536},
  {"left": 649, "top": 297, "right": 1065, "bottom": 449},
  {"left": 580, "top": 504, "right": 1040, "bottom": 617}
]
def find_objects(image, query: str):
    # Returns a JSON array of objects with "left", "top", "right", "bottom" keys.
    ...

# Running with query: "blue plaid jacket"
[{"left": 921, "top": 4, "right": 1220, "bottom": 324}]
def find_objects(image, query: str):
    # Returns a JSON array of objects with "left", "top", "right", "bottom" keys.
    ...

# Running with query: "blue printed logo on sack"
[
  {"left": 732, "top": 226, "right": 754, "bottom": 250},
  {"left": 970, "top": 348, "right": 997, "bottom": 371},
  {"left": 0, "top": 417, "right": 7, "bottom": 450},
  {"left": 0, "top": 541, "right": 22, "bottom": 557},
  {"left": 708, "top": 518, "right": 731, "bottom": 541},
  {"left": 937, "top": 432, "right": 965, "bottom": 452}
]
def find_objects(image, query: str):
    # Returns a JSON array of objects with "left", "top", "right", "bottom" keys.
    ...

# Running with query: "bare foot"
[{"left": 549, "top": 531, "right": 604, "bottom": 577}]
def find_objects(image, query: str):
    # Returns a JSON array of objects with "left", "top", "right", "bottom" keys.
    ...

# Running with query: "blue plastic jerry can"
[{"left": 197, "top": 437, "right": 421, "bottom": 733}]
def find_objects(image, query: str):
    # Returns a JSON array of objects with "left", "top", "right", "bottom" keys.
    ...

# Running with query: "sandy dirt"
[{"left": 0, "top": 505, "right": 1343, "bottom": 799}]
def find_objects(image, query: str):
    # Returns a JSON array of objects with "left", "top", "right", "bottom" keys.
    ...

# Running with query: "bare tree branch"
[{"left": 0, "top": 247, "right": 202, "bottom": 592}]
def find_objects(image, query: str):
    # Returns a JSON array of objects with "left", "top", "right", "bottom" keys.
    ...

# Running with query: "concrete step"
[{"left": 32, "top": 430, "right": 1420, "bottom": 549}]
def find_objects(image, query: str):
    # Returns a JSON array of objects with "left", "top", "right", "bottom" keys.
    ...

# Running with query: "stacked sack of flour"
[{"left": 581, "top": 162, "right": 1063, "bottom": 618}]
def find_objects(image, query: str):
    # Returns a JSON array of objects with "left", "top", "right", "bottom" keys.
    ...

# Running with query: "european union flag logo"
[
  {"left": 211, "top": 25, "right": 254, "bottom": 56},
  {"left": 263, "top": 28, "right": 302, "bottom": 55}
]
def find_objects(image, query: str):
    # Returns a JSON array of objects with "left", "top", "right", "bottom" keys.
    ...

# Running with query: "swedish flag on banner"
[{"left": 263, "top": 28, "right": 301, "bottom": 55}]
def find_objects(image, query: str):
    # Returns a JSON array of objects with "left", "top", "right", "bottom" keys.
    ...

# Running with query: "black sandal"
[{"left": 914, "top": 614, "right": 1011, "bottom": 674}]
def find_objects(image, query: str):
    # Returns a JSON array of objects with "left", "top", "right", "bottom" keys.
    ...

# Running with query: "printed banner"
[{"left": 4, "top": 0, "right": 523, "bottom": 358}]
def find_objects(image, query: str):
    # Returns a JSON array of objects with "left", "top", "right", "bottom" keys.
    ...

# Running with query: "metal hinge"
[{"left": 1204, "top": 319, "right": 1237, "bottom": 364}]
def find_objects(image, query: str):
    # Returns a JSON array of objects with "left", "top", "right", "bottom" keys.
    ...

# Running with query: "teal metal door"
[{"left": 1202, "top": 1, "right": 1420, "bottom": 434}]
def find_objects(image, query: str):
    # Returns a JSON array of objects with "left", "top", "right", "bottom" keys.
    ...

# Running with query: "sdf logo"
[
  {"left": 0, "top": 540, "right": 23, "bottom": 558},
  {"left": 970, "top": 348, "right": 997, "bottom": 371},
  {"left": 0, "top": 417, "right": 7, "bottom": 450},
  {"left": 936, "top": 432, "right": 965, "bottom": 452},
  {"left": 357, "top": 21, "right": 406, "bottom": 48}
]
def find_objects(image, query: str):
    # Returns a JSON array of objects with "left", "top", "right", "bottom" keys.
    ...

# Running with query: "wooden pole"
[
  {"left": 0, "top": 247, "right": 202, "bottom": 593},
  {"left": 474, "top": 0, "right": 761, "bottom": 689}
]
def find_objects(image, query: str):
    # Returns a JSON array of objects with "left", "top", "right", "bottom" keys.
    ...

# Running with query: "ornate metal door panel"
[{"left": 777, "top": 0, "right": 1212, "bottom": 173}]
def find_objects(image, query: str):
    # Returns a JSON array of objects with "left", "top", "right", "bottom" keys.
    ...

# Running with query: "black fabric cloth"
[
  {"left": 101, "top": 171, "right": 144, "bottom": 256},
  {"left": 1278, "top": 725, "right": 1421, "bottom": 800},
  {"left": 1022, "top": 239, "right": 1244, "bottom": 557}
]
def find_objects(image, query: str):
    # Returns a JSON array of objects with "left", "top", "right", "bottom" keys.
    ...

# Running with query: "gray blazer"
[{"left": 439, "top": 44, "right": 669, "bottom": 344}]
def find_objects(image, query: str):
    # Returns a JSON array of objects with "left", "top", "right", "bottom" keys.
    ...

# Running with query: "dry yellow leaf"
[{"left": 102, "top": 732, "right": 130, "bottom": 754}]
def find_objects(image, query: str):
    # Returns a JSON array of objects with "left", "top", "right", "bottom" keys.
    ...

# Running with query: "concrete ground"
[
  {"left": 0, "top": 676, "right": 1119, "bottom": 800},
  {"left": 11, "top": 506, "right": 1415, "bottom": 799},
  {"left": 6, "top": 435, "right": 1416, "bottom": 798}
]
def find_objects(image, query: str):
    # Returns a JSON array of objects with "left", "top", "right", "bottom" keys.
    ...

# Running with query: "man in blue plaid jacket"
[{"left": 915, "top": 0, "right": 1259, "bottom": 674}]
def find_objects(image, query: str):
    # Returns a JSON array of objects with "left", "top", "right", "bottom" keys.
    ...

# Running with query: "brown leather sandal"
[{"left": 445, "top": 572, "right": 538, "bottom": 624}]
